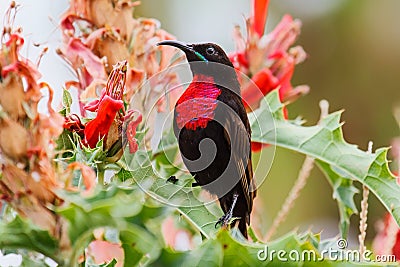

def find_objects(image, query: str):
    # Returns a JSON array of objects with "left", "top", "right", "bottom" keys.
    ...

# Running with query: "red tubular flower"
[
  {"left": 241, "top": 68, "right": 278, "bottom": 110},
  {"left": 230, "top": 0, "right": 309, "bottom": 152},
  {"left": 253, "top": 0, "right": 269, "bottom": 37},
  {"left": 63, "top": 60, "right": 141, "bottom": 160},
  {"left": 83, "top": 60, "right": 126, "bottom": 149},
  {"left": 373, "top": 213, "right": 400, "bottom": 260},
  {"left": 84, "top": 95, "right": 124, "bottom": 148}
]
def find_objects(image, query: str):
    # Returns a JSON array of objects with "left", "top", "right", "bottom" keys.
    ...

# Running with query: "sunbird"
[{"left": 158, "top": 41, "right": 256, "bottom": 238}]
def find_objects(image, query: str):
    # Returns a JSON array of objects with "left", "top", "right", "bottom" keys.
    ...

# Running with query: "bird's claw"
[{"left": 215, "top": 211, "right": 233, "bottom": 229}]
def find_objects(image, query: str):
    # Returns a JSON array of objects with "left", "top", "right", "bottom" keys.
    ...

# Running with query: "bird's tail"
[{"left": 237, "top": 217, "right": 248, "bottom": 239}]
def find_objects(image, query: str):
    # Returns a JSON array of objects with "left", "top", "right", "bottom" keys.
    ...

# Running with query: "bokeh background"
[{"left": 2, "top": 0, "right": 400, "bottom": 246}]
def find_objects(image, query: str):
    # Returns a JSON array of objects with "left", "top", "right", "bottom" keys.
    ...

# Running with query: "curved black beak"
[
  {"left": 157, "top": 40, "right": 194, "bottom": 53},
  {"left": 157, "top": 40, "right": 208, "bottom": 62}
]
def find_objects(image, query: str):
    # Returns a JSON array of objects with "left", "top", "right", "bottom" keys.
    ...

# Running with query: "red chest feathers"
[{"left": 175, "top": 75, "right": 221, "bottom": 131}]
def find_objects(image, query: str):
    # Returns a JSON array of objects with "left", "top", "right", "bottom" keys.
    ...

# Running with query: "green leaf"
[
  {"left": 316, "top": 160, "right": 358, "bottom": 239},
  {"left": 84, "top": 258, "right": 118, "bottom": 267},
  {"left": 100, "top": 259, "right": 117, "bottom": 267},
  {"left": 120, "top": 226, "right": 161, "bottom": 267},
  {"left": 57, "top": 185, "right": 164, "bottom": 265},
  {"left": 0, "top": 216, "right": 61, "bottom": 264},
  {"left": 152, "top": 236, "right": 222, "bottom": 267},
  {"left": 152, "top": 127, "right": 181, "bottom": 177},
  {"left": 102, "top": 259, "right": 118, "bottom": 267},
  {"left": 120, "top": 149, "right": 222, "bottom": 238},
  {"left": 249, "top": 91, "right": 400, "bottom": 226},
  {"left": 57, "top": 186, "right": 145, "bottom": 244},
  {"left": 115, "top": 168, "right": 134, "bottom": 183},
  {"left": 55, "top": 129, "right": 75, "bottom": 156},
  {"left": 63, "top": 88, "right": 73, "bottom": 114}
]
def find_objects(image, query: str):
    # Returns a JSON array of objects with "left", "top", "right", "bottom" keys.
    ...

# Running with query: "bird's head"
[
  {"left": 157, "top": 41, "right": 233, "bottom": 67},
  {"left": 157, "top": 41, "right": 240, "bottom": 93}
]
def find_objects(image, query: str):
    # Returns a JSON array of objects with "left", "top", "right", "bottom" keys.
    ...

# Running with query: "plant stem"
[
  {"left": 358, "top": 185, "right": 369, "bottom": 255},
  {"left": 97, "top": 163, "right": 105, "bottom": 185},
  {"left": 265, "top": 155, "right": 314, "bottom": 241},
  {"left": 358, "top": 141, "right": 372, "bottom": 256}
]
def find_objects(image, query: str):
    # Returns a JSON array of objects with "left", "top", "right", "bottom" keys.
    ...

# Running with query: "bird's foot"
[
  {"left": 215, "top": 210, "right": 233, "bottom": 229},
  {"left": 215, "top": 193, "right": 239, "bottom": 229}
]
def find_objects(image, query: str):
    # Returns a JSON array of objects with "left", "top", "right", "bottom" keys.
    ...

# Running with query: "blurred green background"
[{"left": 136, "top": 0, "right": 400, "bottom": 245}]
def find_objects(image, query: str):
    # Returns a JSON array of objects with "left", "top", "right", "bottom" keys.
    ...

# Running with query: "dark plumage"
[{"left": 157, "top": 41, "right": 256, "bottom": 238}]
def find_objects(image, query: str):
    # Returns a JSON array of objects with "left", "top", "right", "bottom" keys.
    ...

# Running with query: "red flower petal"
[
  {"left": 275, "top": 58, "right": 295, "bottom": 99},
  {"left": 5, "top": 33, "right": 24, "bottom": 48},
  {"left": 125, "top": 67, "right": 144, "bottom": 102},
  {"left": 63, "top": 38, "right": 107, "bottom": 86},
  {"left": 242, "top": 68, "right": 279, "bottom": 110},
  {"left": 64, "top": 114, "right": 85, "bottom": 137},
  {"left": 251, "top": 142, "right": 268, "bottom": 152},
  {"left": 2, "top": 61, "right": 42, "bottom": 103},
  {"left": 85, "top": 28, "right": 107, "bottom": 49},
  {"left": 253, "top": 0, "right": 269, "bottom": 37},
  {"left": 84, "top": 95, "right": 123, "bottom": 148},
  {"left": 124, "top": 110, "right": 142, "bottom": 153},
  {"left": 87, "top": 240, "right": 124, "bottom": 266},
  {"left": 60, "top": 13, "right": 91, "bottom": 34},
  {"left": 4, "top": 33, "right": 24, "bottom": 63},
  {"left": 268, "top": 15, "right": 300, "bottom": 54},
  {"left": 84, "top": 89, "right": 107, "bottom": 112}
]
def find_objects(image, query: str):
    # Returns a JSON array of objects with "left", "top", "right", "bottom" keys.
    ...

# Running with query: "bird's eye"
[{"left": 206, "top": 47, "right": 215, "bottom": 55}]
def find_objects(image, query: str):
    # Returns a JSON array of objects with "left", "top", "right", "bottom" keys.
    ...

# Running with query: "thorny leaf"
[{"left": 250, "top": 90, "right": 400, "bottom": 227}]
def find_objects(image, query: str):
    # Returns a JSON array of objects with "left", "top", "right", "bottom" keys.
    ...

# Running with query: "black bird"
[{"left": 157, "top": 40, "right": 256, "bottom": 238}]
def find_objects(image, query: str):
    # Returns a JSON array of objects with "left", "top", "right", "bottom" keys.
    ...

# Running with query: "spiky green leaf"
[
  {"left": 120, "top": 149, "right": 222, "bottom": 238},
  {"left": 62, "top": 88, "right": 73, "bottom": 114},
  {"left": 250, "top": 91, "right": 400, "bottom": 227}
]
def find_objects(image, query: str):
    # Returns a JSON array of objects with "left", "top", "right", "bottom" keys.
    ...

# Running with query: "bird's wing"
[{"left": 220, "top": 102, "right": 255, "bottom": 216}]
